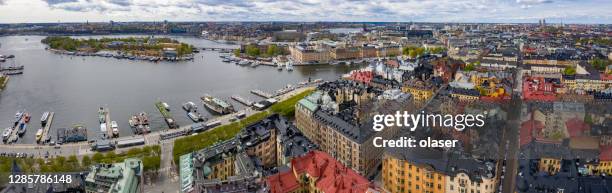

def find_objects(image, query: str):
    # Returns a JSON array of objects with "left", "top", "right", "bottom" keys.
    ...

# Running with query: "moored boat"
[
  {"left": 36, "top": 129, "right": 43, "bottom": 142},
  {"left": 201, "top": 94, "right": 235, "bottom": 115},
  {"left": 111, "top": 121, "right": 119, "bottom": 137}
]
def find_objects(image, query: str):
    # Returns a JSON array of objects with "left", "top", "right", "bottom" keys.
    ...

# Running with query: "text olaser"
[{"left": 373, "top": 137, "right": 459, "bottom": 148}]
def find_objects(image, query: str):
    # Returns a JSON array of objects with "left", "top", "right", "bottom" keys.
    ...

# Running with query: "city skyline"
[{"left": 0, "top": 0, "right": 611, "bottom": 24}]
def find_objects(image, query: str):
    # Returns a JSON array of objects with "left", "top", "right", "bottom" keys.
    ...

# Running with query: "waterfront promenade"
[{"left": 0, "top": 86, "right": 314, "bottom": 158}]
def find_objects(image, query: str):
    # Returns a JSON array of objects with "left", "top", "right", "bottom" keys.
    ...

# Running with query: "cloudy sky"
[{"left": 0, "top": 0, "right": 610, "bottom": 24}]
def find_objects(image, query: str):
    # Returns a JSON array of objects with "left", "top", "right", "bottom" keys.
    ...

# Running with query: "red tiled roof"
[
  {"left": 520, "top": 119, "right": 544, "bottom": 147},
  {"left": 601, "top": 73, "right": 612, "bottom": 81},
  {"left": 349, "top": 70, "right": 374, "bottom": 84},
  {"left": 266, "top": 170, "right": 300, "bottom": 193},
  {"left": 267, "top": 151, "right": 372, "bottom": 193},
  {"left": 600, "top": 146, "right": 612, "bottom": 161},
  {"left": 565, "top": 117, "right": 590, "bottom": 137}
]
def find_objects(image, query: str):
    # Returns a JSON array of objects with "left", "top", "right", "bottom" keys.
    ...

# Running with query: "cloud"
[{"left": 0, "top": 0, "right": 606, "bottom": 23}]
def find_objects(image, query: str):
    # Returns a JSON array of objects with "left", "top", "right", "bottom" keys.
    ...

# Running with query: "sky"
[{"left": 0, "top": 0, "right": 610, "bottom": 24}]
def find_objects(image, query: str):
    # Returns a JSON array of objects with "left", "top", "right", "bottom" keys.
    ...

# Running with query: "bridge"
[{"left": 197, "top": 47, "right": 237, "bottom": 52}]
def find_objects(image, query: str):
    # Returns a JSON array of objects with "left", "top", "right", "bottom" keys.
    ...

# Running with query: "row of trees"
[
  {"left": 41, "top": 36, "right": 194, "bottom": 57},
  {"left": 173, "top": 89, "right": 314, "bottom": 164},
  {"left": 402, "top": 46, "right": 446, "bottom": 58},
  {"left": 0, "top": 145, "right": 162, "bottom": 182},
  {"left": 236, "top": 44, "right": 285, "bottom": 57},
  {"left": 590, "top": 58, "right": 611, "bottom": 72}
]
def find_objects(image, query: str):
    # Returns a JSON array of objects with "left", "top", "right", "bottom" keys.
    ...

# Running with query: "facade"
[
  {"left": 383, "top": 147, "right": 498, "bottom": 193},
  {"left": 289, "top": 44, "right": 330, "bottom": 64},
  {"left": 294, "top": 81, "right": 399, "bottom": 176},
  {"left": 85, "top": 158, "right": 143, "bottom": 193}
]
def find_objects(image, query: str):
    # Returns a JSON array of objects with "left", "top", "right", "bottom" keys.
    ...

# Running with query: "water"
[{"left": 0, "top": 35, "right": 363, "bottom": 144}]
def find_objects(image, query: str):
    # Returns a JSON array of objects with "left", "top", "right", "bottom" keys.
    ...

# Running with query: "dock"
[
  {"left": 250, "top": 89, "right": 273, "bottom": 98},
  {"left": 231, "top": 95, "right": 254, "bottom": 106},
  {"left": 41, "top": 112, "right": 54, "bottom": 143},
  {"left": 155, "top": 101, "right": 179, "bottom": 129},
  {"left": 104, "top": 108, "right": 114, "bottom": 138}
]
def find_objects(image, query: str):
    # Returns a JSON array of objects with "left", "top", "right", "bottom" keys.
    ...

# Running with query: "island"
[{"left": 41, "top": 36, "right": 195, "bottom": 61}]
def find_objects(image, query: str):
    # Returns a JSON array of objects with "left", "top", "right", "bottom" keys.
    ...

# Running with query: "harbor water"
[{"left": 0, "top": 35, "right": 364, "bottom": 144}]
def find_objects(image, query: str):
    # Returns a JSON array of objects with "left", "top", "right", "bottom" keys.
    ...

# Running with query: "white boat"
[
  {"left": 36, "top": 129, "right": 43, "bottom": 142},
  {"left": 111, "top": 121, "right": 119, "bottom": 137},
  {"left": 100, "top": 123, "right": 107, "bottom": 132},
  {"left": 286, "top": 60, "right": 294, "bottom": 71},
  {"left": 2, "top": 127, "right": 12, "bottom": 141}
]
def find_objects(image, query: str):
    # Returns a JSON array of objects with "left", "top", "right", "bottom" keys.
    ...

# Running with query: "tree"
[
  {"left": 590, "top": 58, "right": 610, "bottom": 71},
  {"left": 92, "top": 152, "right": 104, "bottom": 163},
  {"left": 464, "top": 63, "right": 476, "bottom": 71},
  {"left": 245, "top": 45, "right": 260, "bottom": 57},
  {"left": 409, "top": 50, "right": 417, "bottom": 58},
  {"left": 266, "top": 44, "right": 280, "bottom": 56},
  {"left": 563, "top": 66, "right": 576, "bottom": 75},
  {"left": 234, "top": 49, "right": 241, "bottom": 57},
  {"left": 82, "top": 155, "right": 92, "bottom": 168}
]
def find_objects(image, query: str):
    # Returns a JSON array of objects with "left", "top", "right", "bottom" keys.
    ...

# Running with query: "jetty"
[
  {"left": 250, "top": 89, "right": 273, "bottom": 98},
  {"left": 231, "top": 95, "right": 254, "bottom": 106},
  {"left": 40, "top": 112, "right": 54, "bottom": 143},
  {"left": 104, "top": 108, "right": 114, "bottom": 138},
  {"left": 155, "top": 101, "right": 179, "bottom": 129}
]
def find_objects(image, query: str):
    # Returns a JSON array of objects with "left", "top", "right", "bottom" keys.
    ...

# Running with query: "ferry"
[
  {"left": 35, "top": 128, "right": 43, "bottom": 142},
  {"left": 201, "top": 94, "right": 235, "bottom": 115},
  {"left": 2, "top": 127, "right": 12, "bottom": 142},
  {"left": 41, "top": 111, "right": 50, "bottom": 126},
  {"left": 111, "top": 121, "right": 119, "bottom": 137}
]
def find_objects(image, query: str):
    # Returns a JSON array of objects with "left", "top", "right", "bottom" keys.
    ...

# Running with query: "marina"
[
  {"left": 0, "top": 36, "right": 362, "bottom": 144},
  {"left": 129, "top": 112, "right": 151, "bottom": 135}
]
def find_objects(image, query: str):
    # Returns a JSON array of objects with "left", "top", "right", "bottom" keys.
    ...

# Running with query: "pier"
[
  {"left": 156, "top": 101, "right": 179, "bottom": 129},
  {"left": 104, "top": 108, "right": 114, "bottom": 138},
  {"left": 41, "top": 112, "right": 54, "bottom": 143},
  {"left": 231, "top": 95, "right": 254, "bottom": 106},
  {"left": 250, "top": 89, "right": 273, "bottom": 98}
]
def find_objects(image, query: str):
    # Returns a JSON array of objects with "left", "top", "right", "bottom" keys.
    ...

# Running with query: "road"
[{"left": 500, "top": 69, "right": 522, "bottom": 193}]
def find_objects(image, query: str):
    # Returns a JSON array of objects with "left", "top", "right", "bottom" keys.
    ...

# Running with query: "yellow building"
[
  {"left": 539, "top": 158, "right": 561, "bottom": 175},
  {"left": 289, "top": 44, "right": 330, "bottom": 64},
  {"left": 402, "top": 84, "right": 435, "bottom": 101},
  {"left": 383, "top": 148, "right": 498, "bottom": 193}
]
